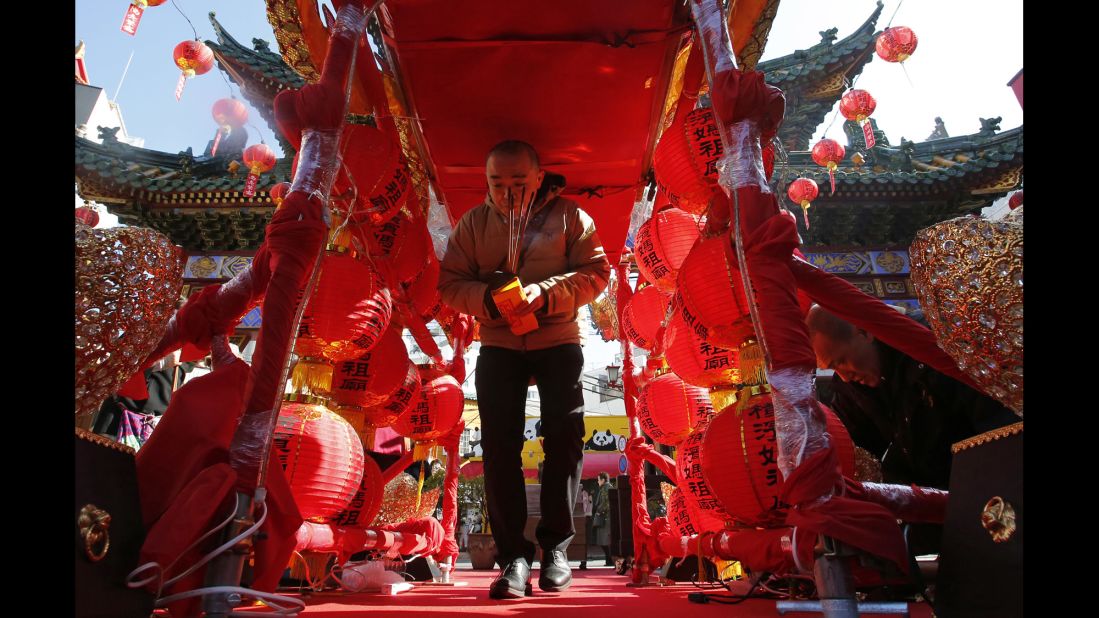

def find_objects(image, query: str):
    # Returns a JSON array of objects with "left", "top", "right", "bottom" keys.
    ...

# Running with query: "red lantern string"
[
  {"left": 811, "top": 139, "right": 845, "bottom": 197},
  {"left": 273, "top": 400, "right": 365, "bottom": 521},
  {"left": 634, "top": 208, "right": 702, "bottom": 293},
  {"left": 786, "top": 177, "right": 819, "bottom": 229},
  {"left": 241, "top": 143, "right": 277, "bottom": 198}
]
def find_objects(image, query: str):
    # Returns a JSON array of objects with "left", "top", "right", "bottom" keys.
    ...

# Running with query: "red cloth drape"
[
  {"left": 624, "top": 437, "right": 677, "bottom": 480},
  {"left": 788, "top": 256, "right": 982, "bottom": 391},
  {"left": 434, "top": 422, "right": 464, "bottom": 566}
]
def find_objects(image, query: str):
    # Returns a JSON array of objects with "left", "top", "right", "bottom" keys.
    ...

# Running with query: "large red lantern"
[
  {"left": 786, "top": 177, "right": 820, "bottom": 228},
  {"left": 666, "top": 487, "right": 700, "bottom": 537},
  {"left": 330, "top": 326, "right": 410, "bottom": 411},
  {"left": 636, "top": 373, "right": 714, "bottom": 445},
  {"left": 675, "top": 424, "right": 733, "bottom": 533},
  {"left": 663, "top": 309, "right": 740, "bottom": 388},
  {"left": 242, "top": 143, "right": 277, "bottom": 198},
  {"left": 839, "top": 89, "right": 878, "bottom": 149},
  {"left": 700, "top": 391, "right": 855, "bottom": 527},
  {"left": 75, "top": 205, "right": 100, "bottom": 228},
  {"left": 653, "top": 107, "right": 722, "bottom": 215},
  {"left": 393, "top": 366, "right": 464, "bottom": 460},
  {"left": 327, "top": 452, "right": 385, "bottom": 528},
  {"left": 210, "top": 98, "right": 249, "bottom": 156},
  {"left": 875, "top": 26, "right": 919, "bottom": 63},
  {"left": 363, "top": 211, "right": 432, "bottom": 287},
  {"left": 273, "top": 397, "right": 365, "bottom": 521},
  {"left": 634, "top": 207, "right": 702, "bottom": 293},
  {"left": 620, "top": 284, "right": 670, "bottom": 351},
  {"left": 297, "top": 249, "right": 393, "bottom": 363},
  {"left": 171, "top": 40, "right": 214, "bottom": 100},
  {"left": 332, "top": 125, "right": 411, "bottom": 226},
  {"left": 811, "top": 139, "right": 845, "bottom": 196},
  {"left": 269, "top": 181, "right": 291, "bottom": 208},
  {"left": 675, "top": 236, "right": 754, "bottom": 349}
]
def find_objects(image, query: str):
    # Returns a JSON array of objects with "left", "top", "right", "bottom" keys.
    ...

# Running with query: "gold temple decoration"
[
  {"left": 79, "top": 504, "right": 112, "bottom": 562},
  {"left": 952, "top": 421, "right": 1023, "bottom": 454},
  {"left": 910, "top": 216, "right": 1023, "bottom": 415},
  {"left": 980, "top": 496, "right": 1017, "bottom": 543}
]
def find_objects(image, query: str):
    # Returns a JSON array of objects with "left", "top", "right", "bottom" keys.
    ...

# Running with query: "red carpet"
[{"left": 254, "top": 565, "right": 933, "bottom": 617}]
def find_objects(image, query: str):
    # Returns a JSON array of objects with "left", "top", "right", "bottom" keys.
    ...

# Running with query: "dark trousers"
[{"left": 476, "top": 344, "right": 586, "bottom": 566}]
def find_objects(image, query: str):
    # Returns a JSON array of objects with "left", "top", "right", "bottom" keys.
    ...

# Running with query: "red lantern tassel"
[
  {"left": 861, "top": 120, "right": 876, "bottom": 149},
  {"left": 828, "top": 165, "right": 836, "bottom": 196},
  {"left": 211, "top": 129, "right": 223, "bottom": 157},
  {"left": 801, "top": 201, "right": 811, "bottom": 230},
  {"left": 120, "top": 3, "right": 144, "bottom": 36},
  {"left": 174, "top": 73, "right": 187, "bottom": 101},
  {"left": 244, "top": 170, "right": 260, "bottom": 197}
]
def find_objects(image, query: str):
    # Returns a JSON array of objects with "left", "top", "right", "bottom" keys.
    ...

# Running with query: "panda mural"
[
  {"left": 584, "top": 429, "right": 627, "bottom": 453},
  {"left": 523, "top": 419, "right": 543, "bottom": 442}
]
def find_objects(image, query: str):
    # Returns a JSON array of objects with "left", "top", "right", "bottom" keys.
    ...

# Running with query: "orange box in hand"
[{"left": 491, "top": 276, "right": 539, "bottom": 336}]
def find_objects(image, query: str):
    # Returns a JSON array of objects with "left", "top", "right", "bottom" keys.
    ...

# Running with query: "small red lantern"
[
  {"left": 620, "top": 284, "right": 671, "bottom": 351},
  {"left": 393, "top": 366, "right": 464, "bottom": 460},
  {"left": 653, "top": 107, "right": 723, "bottom": 215},
  {"left": 327, "top": 452, "right": 385, "bottom": 528},
  {"left": 675, "top": 236, "right": 755, "bottom": 349},
  {"left": 334, "top": 125, "right": 411, "bottom": 225},
  {"left": 269, "top": 181, "right": 291, "bottom": 208},
  {"left": 634, "top": 207, "right": 702, "bottom": 293},
  {"left": 663, "top": 309, "right": 740, "bottom": 388},
  {"left": 676, "top": 425, "right": 733, "bottom": 533},
  {"left": 75, "top": 205, "right": 100, "bottom": 228},
  {"left": 875, "top": 26, "right": 919, "bottom": 63},
  {"left": 363, "top": 211, "right": 432, "bottom": 287},
  {"left": 171, "top": 40, "right": 214, "bottom": 101},
  {"left": 700, "top": 392, "right": 855, "bottom": 527},
  {"left": 297, "top": 250, "right": 393, "bottom": 363},
  {"left": 787, "top": 177, "right": 820, "bottom": 228},
  {"left": 242, "top": 143, "right": 277, "bottom": 198},
  {"left": 636, "top": 373, "right": 714, "bottom": 445},
  {"left": 811, "top": 139, "right": 845, "bottom": 196},
  {"left": 120, "top": 0, "right": 168, "bottom": 36},
  {"left": 839, "top": 89, "right": 878, "bottom": 149},
  {"left": 210, "top": 98, "right": 249, "bottom": 156},
  {"left": 330, "top": 327, "right": 410, "bottom": 410},
  {"left": 1009, "top": 190, "right": 1023, "bottom": 210},
  {"left": 273, "top": 397, "right": 365, "bottom": 521}
]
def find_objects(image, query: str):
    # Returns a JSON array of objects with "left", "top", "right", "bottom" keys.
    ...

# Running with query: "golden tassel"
[
  {"left": 288, "top": 550, "right": 332, "bottom": 584},
  {"left": 327, "top": 211, "right": 355, "bottom": 252},
  {"left": 333, "top": 404, "right": 365, "bottom": 434},
  {"left": 360, "top": 424, "right": 377, "bottom": 451},
  {"left": 415, "top": 459, "right": 426, "bottom": 512},
  {"left": 291, "top": 357, "right": 334, "bottom": 395},
  {"left": 708, "top": 385, "right": 739, "bottom": 413},
  {"left": 412, "top": 440, "right": 434, "bottom": 462},
  {"left": 739, "top": 340, "right": 767, "bottom": 386},
  {"left": 714, "top": 558, "right": 744, "bottom": 581}
]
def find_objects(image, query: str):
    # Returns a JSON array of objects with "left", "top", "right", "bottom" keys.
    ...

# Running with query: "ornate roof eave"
[{"left": 760, "top": 1, "right": 884, "bottom": 150}]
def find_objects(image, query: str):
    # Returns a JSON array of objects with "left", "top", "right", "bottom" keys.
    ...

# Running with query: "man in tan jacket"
[{"left": 439, "top": 140, "right": 610, "bottom": 599}]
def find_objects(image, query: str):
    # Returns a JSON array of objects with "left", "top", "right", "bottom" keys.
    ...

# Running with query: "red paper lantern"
[
  {"left": 675, "top": 236, "right": 755, "bottom": 349},
  {"left": 653, "top": 107, "right": 722, "bottom": 215},
  {"left": 675, "top": 425, "right": 733, "bottom": 533},
  {"left": 636, "top": 373, "right": 714, "bottom": 445},
  {"left": 241, "top": 143, "right": 277, "bottom": 198},
  {"left": 269, "top": 182, "right": 291, "bottom": 207},
  {"left": 273, "top": 399, "right": 365, "bottom": 521},
  {"left": 1009, "top": 190, "right": 1023, "bottom": 210},
  {"left": 634, "top": 208, "right": 702, "bottom": 293},
  {"left": 393, "top": 367, "right": 464, "bottom": 457},
  {"left": 172, "top": 40, "right": 214, "bottom": 77},
  {"left": 327, "top": 451, "right": 384, "bottom": 528},
  {"left": 330, "top": 326, "right": 411, "bottom": 410},
  {"left": 334, "top": 125, "right": 411, "bottom": 225},
  {"left": 297, "top": 250, "right": 393, "bottom": 362},
  {"left": 75, "top": 206, "right": 99, "bottom": 228},
  {"left": 408, "top": 255, "right": 443, "bottom": 322},
  {"left": 839, "top": 89, "right": 876, "bottom": 122},
  {"left": 371, "top": 363, "right": 423, "bottom": 428},
  {"left": 211, "top": 98, "right": 248, "bottom": 127},
  {"left": 875, "top": 26, "right": 919, "bottom": 63},
  {"left": 700, "top": 392, "right": 855, "bottom": 527},
  {"left": 620, "top": 284, "right": 671, "bottom": 351},
  {"left": 786, "top": 177, "right": 819, "bottom": 228},
  {"left": 364, "top": 211, "right": 431, "bottom": 286},
  {"left": 666, "top": 487, "right": 700, "bottom": 537},
  {"left": 663, "top": 309, "right": 740, "bottom": 388}
]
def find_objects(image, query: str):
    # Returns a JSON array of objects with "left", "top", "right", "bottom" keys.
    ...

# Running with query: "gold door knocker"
[
  {"left": 79, "top": 504, "right": 111, "bottom": 562},
  {"left": 980, "top": 496, "right": 1017, "bottom": 543}
]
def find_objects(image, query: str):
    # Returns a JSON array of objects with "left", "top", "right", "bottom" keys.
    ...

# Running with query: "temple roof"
[{"left": 759, "top": 1, "right": 883, "bottom": 151}]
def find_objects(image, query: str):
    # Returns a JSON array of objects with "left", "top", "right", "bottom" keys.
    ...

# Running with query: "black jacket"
[{"left": 825, "top": 339, "right": 1018, "bottom": 489}]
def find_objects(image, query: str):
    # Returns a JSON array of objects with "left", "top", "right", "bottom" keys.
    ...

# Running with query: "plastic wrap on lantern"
[
  {"left": 393, "top": 367, "right": 463, "bottom": 458},
  {"left": 699, "top": 389, "right": 854, "bottom": 527},
  {"left": 296, "top": 248, "right": 393, "bottom": 362},
  {"left": 327, "top": 450, "right": 385, "bottom": 528},
  {"left": 663, "top": 308, "right": 741, "bottom": 388},
  {"left": 273, "top": 397, "right": 365, "bottom": 521},
  {"left": 619, "top": 284, "right": 670, "bottom": 351},
  {"left": 715, "top": 120, "right": 769, "bottom": 193},
  {"left": 652, "top": 107, "right": 723, "bottom": 214},
  {"left": 330, "top": 326, "right": 411, "bottom": 410},
  {"left": 335, "top": 124, "right": 411, "bottom": 226},
  {"left": 75, "top": 223, "right": 184, "bottom": 420},
  {"left": 675, "top": 236, "right": 755, "bottom": 349},
  {"left": 637, "top": 373, "right": 714, "bottom": 445},
  {"left": 909, "top": 216, "right": 1023, "bottom": 415},
  {"left": 675, "top": 425, "right": 733, "bottom": 533},
  {"left": 634, "top": 208, "right": 702, "bottom": 293}
]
